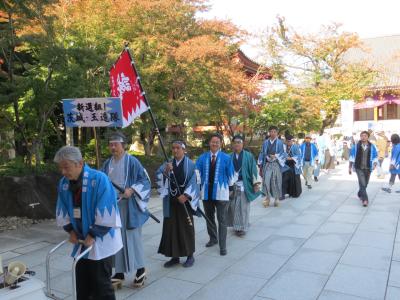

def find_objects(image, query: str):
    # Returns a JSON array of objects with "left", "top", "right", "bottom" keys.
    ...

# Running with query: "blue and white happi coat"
[
  {"left": 56, "top": 164, "right": 123, "bottom": 260},
  {"left": 390, "top": 144, "right": 400, "bottom": 174},
  {"left": 156, "top": 156, "right": 200, "bottom": 217},
  {"left": 102, "top": 153, "right": 151, "bottom": 228},
  {"left": 300, "top": 142, "right": 319, "bottom": 167},
  {"left": 196, "top": 151, "right": 236, "bottom": 201},
  {"left": 349, "top": 142, "right": 379, "bottom": 171},
  {"left": 282, "top": 143, "right": 302, "bottom": 175},
  {"left": 258, "top": 138, "right": 287, "bottom": 169}
]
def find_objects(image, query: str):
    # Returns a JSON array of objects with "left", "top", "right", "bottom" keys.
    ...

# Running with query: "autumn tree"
[
  {"left": 263, "top": 17, "right": 375, "bottom": 133},
  {"left": 0, "top": 0, "right": 258, "bottom": 165}
]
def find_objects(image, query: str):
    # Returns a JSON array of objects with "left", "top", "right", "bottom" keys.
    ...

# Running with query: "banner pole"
[
  {"left": 123, "top": 44, "right": 195, "bottom": 226},
  {"left": 93, "top": 127, "right": 101, "bottom": 170}
]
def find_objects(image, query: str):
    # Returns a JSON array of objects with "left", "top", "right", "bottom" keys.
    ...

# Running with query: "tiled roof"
[
  {"left": 236, "top": 49, "right": 272, "bottom": 79},
  {"left": 344, "top": 35, "right": 400, "bottom": 88}
]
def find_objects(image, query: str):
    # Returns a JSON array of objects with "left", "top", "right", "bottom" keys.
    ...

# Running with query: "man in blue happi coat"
[
  {"left": 382, "top": 134, "right": 400, "bottom": 193},
  {"left": 300, "top": 134, "right": 319, "bottom": 189},
  {"left": 196, "top": 133, "right": 235, "bottom": 256},
  {"left": 156, "top": 140, "right": 200, "bottom": 268},
  {"left": 55, "top": 146, "right": 122, "bottom": 300},
  {"left": 349, "top": 131, "right": 378, "bottom": 207},
  {"left": 102, "top": 132, "right": 151, "bottom": 287},
  {"left": 258, "top": 126, "right": 287, "bottom": 207}
]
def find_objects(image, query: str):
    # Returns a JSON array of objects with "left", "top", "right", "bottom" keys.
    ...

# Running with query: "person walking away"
[
  {"left": 382, "top": 134, "right": 400, "bottom": 193},
  {"left": 375, "top": 132, "right": 389, "bottom": 179}
]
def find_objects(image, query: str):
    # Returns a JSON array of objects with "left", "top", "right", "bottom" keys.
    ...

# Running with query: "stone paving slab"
[
  {"left": 318, "top": 290, "right": 369, "bottom": 300},
  {"left": 285, "top": 248, "right": 341, "bottom": 275},
  {"left": 257, "top": 268, "right": 329, "bottom": 300},
  {"left": 385, "top": 286, "right": 400, "bottom": 300},
  {"left": 339, "top": 244, "right": 392, "bottom": 271},
  {"left": 324, "top": 264, "right": 388, "bottom": 299},
  {"left": 227, "top": 251, "right": 288, "bottom": 280},
  {"left": 1, "top": 163, "right": 399, "bottom": 300},
  {"left": 254, "top": 234, "right": 305, "bottom": 256},
  {"left": 349, "top": 230, "right": 395, "bottom": 250},
  {"left": 188, "top": 272, "right": 267, "bottom": 300}
]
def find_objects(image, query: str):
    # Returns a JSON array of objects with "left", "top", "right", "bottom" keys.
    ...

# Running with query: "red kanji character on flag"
[{"left": 110, "top": 50, "right": 149, "bottom": 127}]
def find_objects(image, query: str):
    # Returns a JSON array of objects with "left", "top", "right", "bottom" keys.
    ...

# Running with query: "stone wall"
[{"left": 0, "top": 174, "right": 60, "bottom": 219}]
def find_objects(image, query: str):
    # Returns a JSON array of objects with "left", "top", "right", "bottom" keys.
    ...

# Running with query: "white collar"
[
  {"left": 210, "top": 150, "right": 219, "bottom": 157},
  {"left": 111, "top": 152, "right": 126, "bottom": 163},
  {"left": 234, "top": 151, "right": 242, "bottom": 159},
  {"left": 174, "top": 156, "right": 184, "bottom": 166},
  {"left": 269, "top": 137, "right": 277, "bottom": 143}
]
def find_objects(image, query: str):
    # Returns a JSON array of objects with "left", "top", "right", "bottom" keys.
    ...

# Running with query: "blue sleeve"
[
  {"left": 93, "top": 173, "right": 120, "bottom": 228},
  {"left": 129, "top": 156, "right": 151, "bottom": 202},
  {"left": 155, "top": 163, "right": 169, "bottom": 197},
  {"left": 56, "top": 181, "right": 71, "bottom": 227},
  {"left": 100, "top": 159, "right": 108, "bottom": 174},
  {"left": 63, "top": 223, "right": 73, "bottom": 233},
  {"left": 226, "top": 154, "right": 235, "bottom": 186},
  {"left": 258, "top": 142, "right": 265, "bottom": 166},
  {"left": 313, "top": 144, "right": 319, "bottom": 158},
  {"left": 88, "top": 225, "right": 111, "bottom": 238},
  {"left": 349, "top": 145, "right": 356, "bottom": 167},
  {"left": 195, "top": 155, "right": 203, "bottom": 175}
]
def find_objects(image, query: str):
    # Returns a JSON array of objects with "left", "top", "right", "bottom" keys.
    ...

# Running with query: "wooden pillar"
[{"left": 66, "top": 127, "right": 74, "bottom": 146}]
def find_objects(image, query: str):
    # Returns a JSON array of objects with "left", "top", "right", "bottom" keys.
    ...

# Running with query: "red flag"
[{"left": 110, "top": 50, "right": 149, "bottom": 127}]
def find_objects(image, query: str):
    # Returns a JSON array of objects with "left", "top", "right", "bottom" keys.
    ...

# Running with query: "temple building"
[{"left": 346, "top": 35, "right": 400, "bottom": 133}]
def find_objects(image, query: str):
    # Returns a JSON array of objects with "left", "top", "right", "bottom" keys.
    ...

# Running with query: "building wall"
[
  {"left": 353, "top": 119, "right": 400, "bottom": 134},
  {"left": 354, "top": 104, "right": 400, "bottom": 121}
]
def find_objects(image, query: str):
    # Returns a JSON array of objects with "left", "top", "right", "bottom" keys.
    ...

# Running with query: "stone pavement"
[{"left": 1, "top": 163, "right": 400, "bottom": 300}]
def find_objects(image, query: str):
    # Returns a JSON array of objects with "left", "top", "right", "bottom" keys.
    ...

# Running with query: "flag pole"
[
  {"left": 123, "top": 43, "right": 193, "bottom": 227},
  {"left": 93, "top": 127, "right": 101, "bottom": 169}
]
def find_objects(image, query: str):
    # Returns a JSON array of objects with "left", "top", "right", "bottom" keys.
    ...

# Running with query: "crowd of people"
[{"left": 53, "top": 127, "right": 400, "bottom": 300}]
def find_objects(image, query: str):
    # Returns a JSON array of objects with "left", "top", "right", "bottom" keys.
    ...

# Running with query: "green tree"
[
  {"left": 252, "top": 90, "right": 321, "bottom": 136},
  {"left": 263, "top": 17, "right": 376, "bottom": 133}
]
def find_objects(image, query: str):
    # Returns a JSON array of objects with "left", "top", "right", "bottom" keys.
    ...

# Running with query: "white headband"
[
  {"left": 109, "top": 137, "right": 125, "bottom": 143},
  {"left": 172, "top": 141, "right": 186, "bottom": 149}
]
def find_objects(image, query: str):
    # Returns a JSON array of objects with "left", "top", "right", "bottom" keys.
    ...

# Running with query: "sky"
[{"left": 203, "top": 0, "right": 400, "bottom": 59}]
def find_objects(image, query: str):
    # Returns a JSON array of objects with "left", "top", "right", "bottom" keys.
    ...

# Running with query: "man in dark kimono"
[
  {"left": 281, "top": 135, "right": 302, "bottom": 198},
  {"left": 156, "top": 140, "right": 200, "bottom": 267}
]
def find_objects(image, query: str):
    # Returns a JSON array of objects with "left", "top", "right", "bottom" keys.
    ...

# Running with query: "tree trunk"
[
  {"left": 140, "top": 130, "right": 151, "bottom": 156},
  {"left": 32, "top": 139, "right": 43, "bottom": 168},
  {"left": 319, "top": 115, "right": 337, "bottom": 134}
]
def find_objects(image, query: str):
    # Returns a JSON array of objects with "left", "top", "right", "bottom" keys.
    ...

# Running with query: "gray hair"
[{"left": 53, "top": 146, "right": 83, "bottom": 164}]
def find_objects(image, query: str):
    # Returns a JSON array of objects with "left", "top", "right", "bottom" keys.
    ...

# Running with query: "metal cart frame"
[{"left": 45, "top": 240, "right": 92, "bottom": 300}]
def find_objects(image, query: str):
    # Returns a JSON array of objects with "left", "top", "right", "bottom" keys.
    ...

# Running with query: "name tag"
[{"left": 73, "top": 208, "right": 81, "bottom": 219}]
